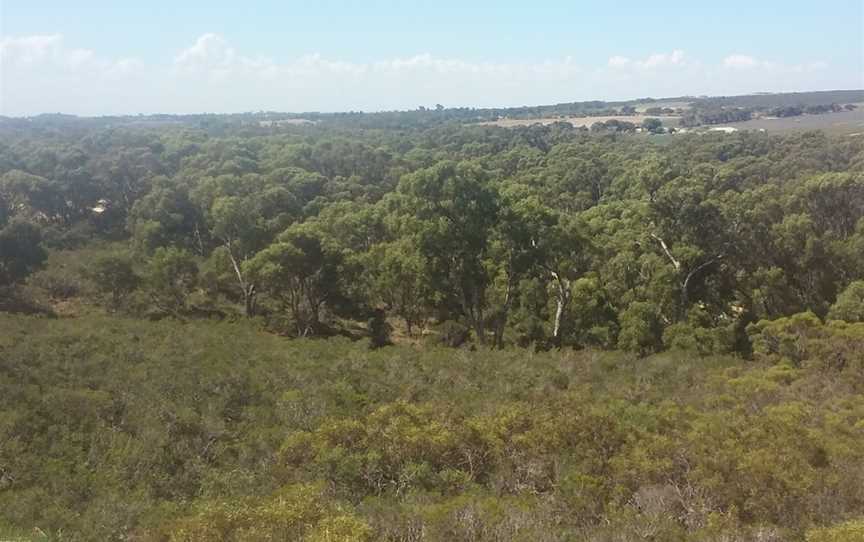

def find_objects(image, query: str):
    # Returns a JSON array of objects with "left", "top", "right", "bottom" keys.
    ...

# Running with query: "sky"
[{"left": 1, "top": 0, "right": 862, "bottom": 116}]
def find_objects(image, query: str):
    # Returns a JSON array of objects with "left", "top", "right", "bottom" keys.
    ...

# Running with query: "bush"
[
  {"left": 829, "top": 281, "right": 864, "bottom": 323},
  {"left": 89, "top": 252, "right": 140, "bottom": 309},
  {"left": 617, "top": 302, "right": 663, "bottom": 356},
  {"left": 432, "top": 320, "right": 471, "bottom": 348},
  {"left": 806, "top": 519, "right": 864, "bottom": 542},
  {"left": 748, "top": 312, "right": 823, "bottom": 365},
  {"left": 27, "top": 267, "right": 81, "bottom": 299},
  {"left": 367, "top": 308, "right": 393, "bottom": 349},
  {"left": 662, "top": 308, "right": 734, "bottom": 356},
  {"left": 162, "top": 483, "right": 372, "bottom": 541}
]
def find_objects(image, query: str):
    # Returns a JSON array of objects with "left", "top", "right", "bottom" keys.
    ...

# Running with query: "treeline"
[
  {"left": 0, "top": 102, "right": 643, "bottom": 133},
  {"left": 681, "top": 102, "right": 858, "bottom": 127},
  {"left": 694, "top": 89, "right": 864, "bottom": 110},
  {"left": 680, "top": 106, "right": 754, "bottom": 127},
  {"left": 2, "top": 123, "right": 864, "bottom": 355},
  {"left": 768, "top": 103, "right": 856, "bottom": 117},
  {"left": 4, "top": 89, "right": 859, "bottom": 133}
]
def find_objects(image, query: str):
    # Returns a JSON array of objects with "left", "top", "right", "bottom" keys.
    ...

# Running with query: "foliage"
[
  {"left": 0, "top": 219, "right": 47, "bottom": 288},
  {"left": 2, "top": 119, "right": 863, "bottom": 348},
  {"left": 144, "top": 247, "right": 199, "bottom": 316},
  {"left": 806, "top": 519, "right": 864, "bottom": 542},
  {"left": 829, "top": 281, "right": 864, "bottom": 323},
  {"left": 0, "top": 314, "right": 862, "bottom": 540},
  {"left": 2, "top": 99, "right": 864, "bottom": 540},
  {"left": 163, "top": 483, "right": 372, "bottom": 542},
  {"left": 89, "top": 252, "right": 140, "bottom": 308}
]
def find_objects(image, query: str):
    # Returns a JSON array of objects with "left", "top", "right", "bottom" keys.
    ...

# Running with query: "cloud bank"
[{"left": 0, "top": 33, "right": 853, "bottom": 116}]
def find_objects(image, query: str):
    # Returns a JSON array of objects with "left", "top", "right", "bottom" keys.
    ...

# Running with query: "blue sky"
[{"left": 1, "top": 0, "right": 862, "bottom": 115}]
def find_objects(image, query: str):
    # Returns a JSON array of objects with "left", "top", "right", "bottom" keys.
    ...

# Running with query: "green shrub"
[
  {"left": 829, "top": 281, "right": 864, "bottom": 323},
  {"left": 806, "top": 519, "right": 864, "bottom": 542},
  {"left": 618, "top": 301, "right": 663, "bottom": 356}
]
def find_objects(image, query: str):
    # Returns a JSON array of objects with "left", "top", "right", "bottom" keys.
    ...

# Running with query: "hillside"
[{"left": 1, "top": 313, "right": 863, "bottom": 541}]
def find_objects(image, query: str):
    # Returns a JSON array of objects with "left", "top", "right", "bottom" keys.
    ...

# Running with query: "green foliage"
[
  {"left": 5, "top": 120, "right": 863, "bottom": 347},
  {"left": 829, "top": 281, "right": 864, "bottom": 323},
  {"left": 617, "top": 301, "right": 663, "bottom": 355},
  {"left": 90, "top": 252, "right": 140, "bottom": 308},
  {"left": 3, "top": 101, "right": 864, "bottom": 540},
  {"left": 163, "top": 483, "right": 372, "bottom": 542},
  {"left": 245, "top": 223, "right": 351, "bottom": 335},
  {"left": 806, "top": 519, "right": 864, "bottom": 542},
  {"left": 747, "top": 313, "right": 864, "bottom": 393},
  {"left": 641, "top": 117, "right": 664, "bottom": 134},
  {"left": 0, "top": 219, "right": 47, "bottom": 287},
  {"left": 364, "top": 237, "right": 433, "bottom": 335},
  {"left": 0, "top": 314, "right": 860, "bottom": 540},
  {"left": 145, "top": 247, "right": 199, "bottom": 315},
  {"left": 366, "top": 308, "right": 392, "bottom": 349},
  {"left": 662, "top": 306, "right": 734, "bottom": 355}
]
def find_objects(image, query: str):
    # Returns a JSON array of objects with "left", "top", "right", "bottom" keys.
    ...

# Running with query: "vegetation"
[
  {"left": 3, "top": 90, "right": 860, "bottom": 133},
  {"left": 1, "top": 314, "right": 863, "bottom": 541},
  {"left": 1, "top": 100, "right": 864, "bottom": 539}
]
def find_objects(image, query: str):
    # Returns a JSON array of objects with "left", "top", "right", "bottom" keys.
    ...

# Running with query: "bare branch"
[
  {"left": 650, "top": 233, "right": 681, "bottom": 272},
  {"left": 683, "top": 255, "right": 724, "bottom": 293}
]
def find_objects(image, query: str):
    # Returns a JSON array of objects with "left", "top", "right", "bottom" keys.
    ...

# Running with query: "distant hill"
[
  {"left": 2, "top": 90, "right": 862, "bottom": 132},
  {"left": 692, "top": 90, "right": 864, "bottom": 109}
]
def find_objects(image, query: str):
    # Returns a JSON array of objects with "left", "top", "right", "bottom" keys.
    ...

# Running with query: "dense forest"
[{"left": 1, "top": 113, "right": 864, "bottom": 540}]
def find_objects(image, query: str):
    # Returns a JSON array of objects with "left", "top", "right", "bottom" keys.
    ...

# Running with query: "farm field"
[
  {"left": 712, "top": 105, "right": 864, "bottom": 134},
  {"left": 477, "top": 114, "right": 680, "bottom": 128},
  {"left": 634, "top": 100, "right": 693, "bottom": 112}
]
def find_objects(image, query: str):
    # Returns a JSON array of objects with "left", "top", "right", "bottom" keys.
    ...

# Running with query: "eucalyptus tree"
[
  {"left": 245, "top": 223, "right": 349, "bottom": 336},
  {"left": 0, "top": 218, "right": 46, "bottom": 289},
  {"left": 399, "top": 161, "right": 499, "bottom": 344}
]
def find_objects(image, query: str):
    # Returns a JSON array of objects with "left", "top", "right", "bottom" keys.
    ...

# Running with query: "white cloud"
[
  {"left": 640, "top": 49, "right": 686, "bottom": 68},
  {"left": 174, "top": 33, "right": 237, "bottom": 71},
  {"left": 0, "top": 33, "right": 852, "bottom": 116},
  {"left": 608, "top": 50, "right": 689, "bottom": 70},
  {"left": 170, "top": 41, "right": 581, "bottom": 82},
  {"left": 608, "top": 55, "right": 631, "bottom": 67},
  {"left": 0, "top": 33, "right": 140, "bottom": 75},
  {"left": 723, "top": 54, "right": 830, "bottom": 75},
  {"left": 0, "top": 34, "right": 64, "bottom": 66},
  {"left": 723, "top": 54, "right": 759, "bottom": 69}
]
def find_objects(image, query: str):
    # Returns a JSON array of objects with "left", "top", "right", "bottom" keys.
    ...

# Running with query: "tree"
[
  {"left": 365, "top": 237, "right": 432, "bottom": 336},
  {"left": 490, "top": 186, "right": 591, "bottom": 346},
  {"left": 617, "top": 301, "right": 663, "bottom": 355},
  {"left": 208, "top": 195, "right": 265, "bottom": 317},
  {"left": 641, "top": 118, "right": 663, "bottom": 134},
  {"left": 828, "top": 281, "right": 864, "bottom": 322},
  {"left": 0, "top": 218, "right": 47, "bottom": 289},
  {"left": 145, "top": 247, "right": 198, "bottom": 316},
  {"left": 0, "top": 170, "right": 68, "bottom": 224},
  {"left": 90, "top": 253, "right": 140, "bottom": 309},
  {"left": 128, "top": 176, "right": 203, "bottom": 254},
  {"left": 245, "top": 224, "right": 348, "bottom": 336},
  {"left": 399, "top": 161, "right": 499, "bottom": 345},
  {"left": 485, "top": 189, "right": 551, "bottom": 348},
  {"left": 647, "top": 174, "right": 732, "bottom": 319},
  {"left": 367, "top": 308, "right": 393, "bottom": 348}
]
